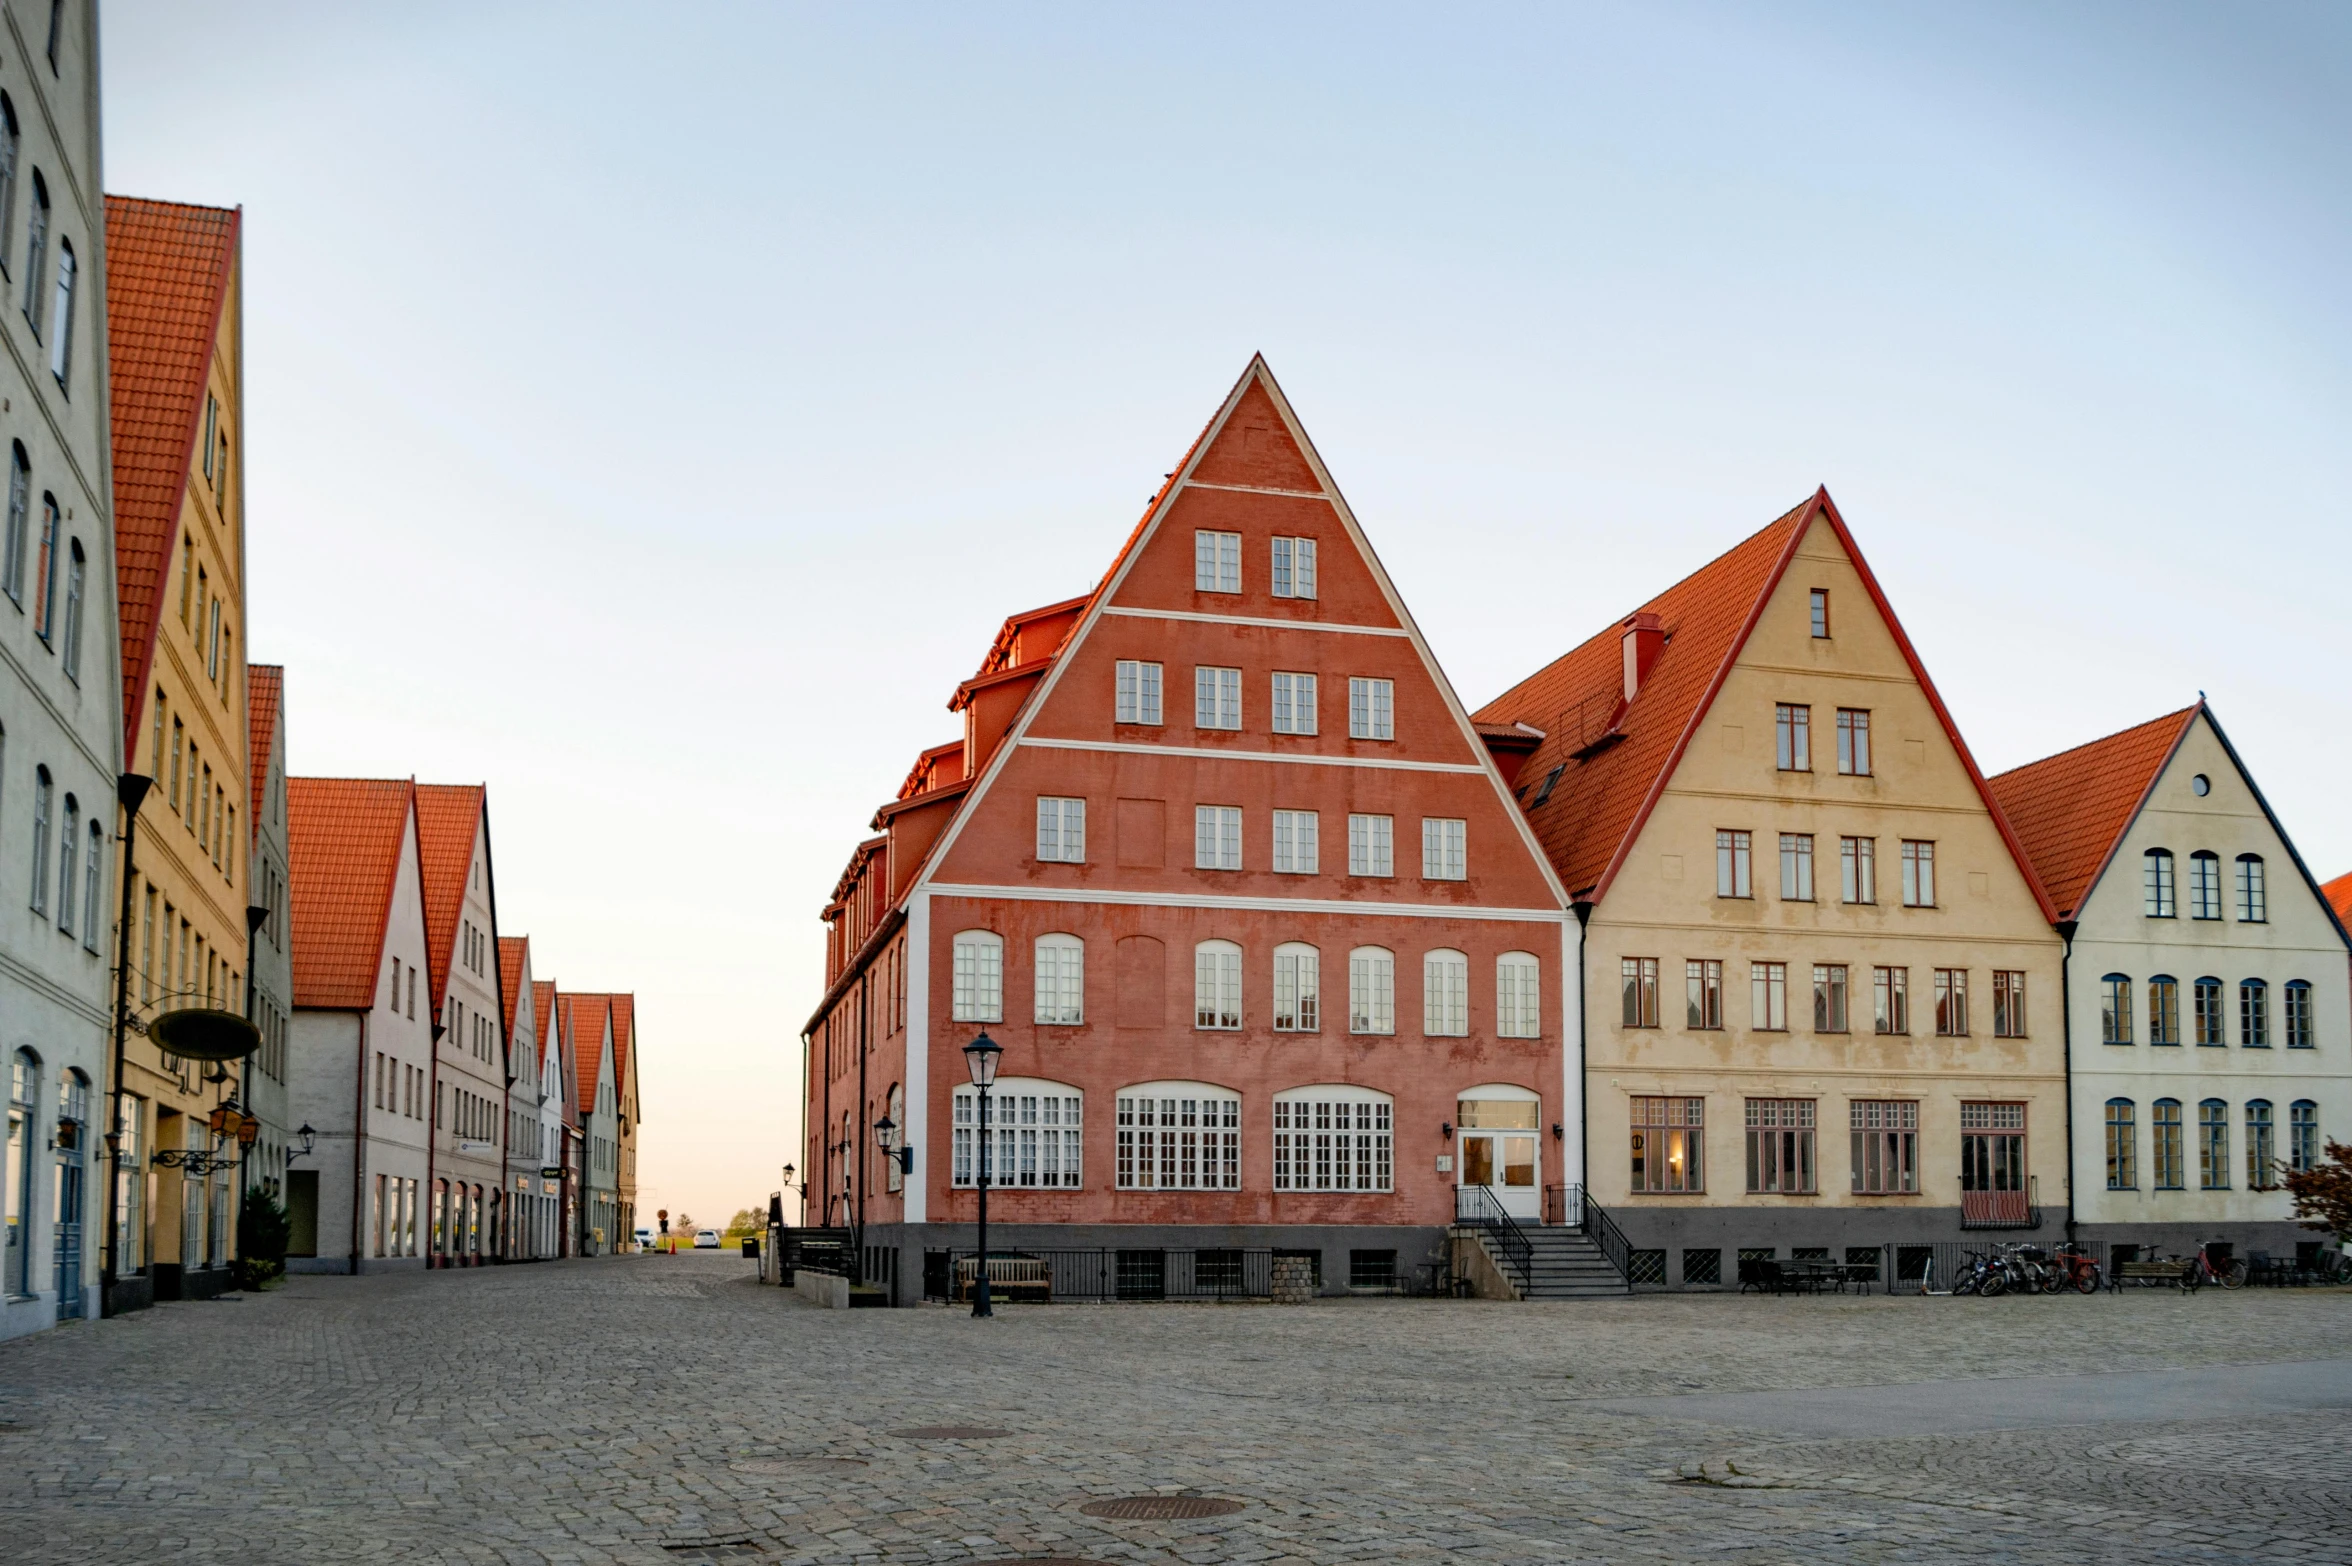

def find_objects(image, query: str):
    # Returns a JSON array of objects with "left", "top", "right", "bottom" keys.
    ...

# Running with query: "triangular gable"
[
  {"left": 105, "top": 196, "right": 240, "bottom": 749},
  {"left": 532, "top": 979, "right": 563, "bottom": 1109},
  {"left": 498, "top": 935, "right": 529, "bottom": 1042},
  {"left": 286, "top": 777, "right": 416, "bottom": 1009},
  {"left": 1987, "top": 706, "right": 2198, "bottom": 921},
  {"left": 2196, "top": 707, "right": 2352, "bottom": 952},
  {"left": 414, "top": 783, "right": 487, "bottom": 1017},
  {"left": 563, "top": 993, "right": 612, "bottom": 1122},
  {"left": 1478, "top": 489, "right": 2057, "bottom": 922},
  {"left": 913, "top": 355, "right": 1569, "bottom": 906},
  {"left": 247, "top": 664, "right": 283, "bottom": 824},
  {"left": 609, "top": 995, "right": 636, "bottom": 1118}
]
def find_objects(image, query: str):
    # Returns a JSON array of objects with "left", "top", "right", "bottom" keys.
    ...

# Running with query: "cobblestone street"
[{"left": 1, "top": 1255, "right": 2348, "bottom": 1565}]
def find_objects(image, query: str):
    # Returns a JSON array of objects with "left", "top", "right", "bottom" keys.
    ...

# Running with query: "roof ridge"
[{"left": 1986, "top": 702, "right": 2202, "bottom": 783}]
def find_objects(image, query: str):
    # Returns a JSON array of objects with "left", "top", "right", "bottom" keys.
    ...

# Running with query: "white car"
[
  {"left": 693, "top": 1228, "right": 721, "bottom": 1249},
  {"left": 633, "top": 1227, "right": 654, "bottom": 1250}
]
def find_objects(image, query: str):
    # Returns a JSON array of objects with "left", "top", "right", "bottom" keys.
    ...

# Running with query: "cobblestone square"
[{"left": 2, "top": 1255, "right": 2347, "bottom": 1565}]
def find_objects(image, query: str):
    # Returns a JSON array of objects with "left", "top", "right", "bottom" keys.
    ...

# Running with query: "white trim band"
[
  {"left": 1018, "top": 736, "right": 1484, "bottom": 773},
  {"left": 922, "top": 882, "right": 1572, "bottom": 923},
  {"left": 1099, "top": 605, "right": 1411, "bottom": 638}
]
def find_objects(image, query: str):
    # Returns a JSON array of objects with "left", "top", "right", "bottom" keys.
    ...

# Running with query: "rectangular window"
[
  {"left": 1873, "top": 966, "right": 1909, "bottom": 1035},
  {"left": 1270, "top": 535, "right": 1317, "bottom": 599},
  {"left": 1900, "top": 840, "right": 1936, "bottom": 907},
  {"left": 1745, "top": 1099, "right": 1816, "bottom": 1194},
  {"left": 1273, "top": 1098, "right": 1393, "bottom": 1192},
  {"left": 1421, "top": 817, "right": 1466, "bottom": 881},
  {"left": 1774, "top": 704, "right": 1810, "bottom": 771},
  {"left": 1347, "top": 813, "right": 1393, "bottom": 877},
  {"left": 955, "top": 1089, "right": 1083, "bottom": 1189},
  {"left": 1114, "top": 659, "right": 1163, "bottom": 725},
  {"left": 1840, "top": 835, "right": 1876, "bottom": 904},
  {"left": 1809, "top": 588, "right": 1829, "bottom": 638},
  {"left": 1348, "top": 949, "right": 1395, "bottom": 1034},
  {"left": 1750, "top": 961, "right": 1788, "bottom": 1031},
  {"left": 1934, "top": 968, "right": 1969, "bottom": 1036},
  {"left": 2237, "top": 856, "right": 2266, "bottom": 922},
  {"left": 2148, "top": 976, "right": 2180, "bottom": 1046},
  {"left": 1271, "top": 809, "right": 1319, "bottom": 874},
  {"left": 2102, "top": 974, "right": 2133, "bottom": 1044},
  {"left": 1685, "top": 959, "right": 1723, "bottom": 1029},
  {"left": 2152, "top": 1100, "right": 2184, "bottom": 1189},
  {"left": 1835, "top": 708, "right": 1871, "bottom": 775},
  {"left": 1347, "top": 676, "right": 1394, "bottom": 740},
  {"left": 1630, "top": 1097, "right": 1704, "bottom": 1193},
  {"left": 1715, "top": 830, "right": 1752, "bottom": 898},
  {"left": 951, "top": 934, "right": 1003, "bottom": 1023},
  {"left": 1194, "top": 666, "right": 1241, "bottom": 729},
  {"left": 1194, "top": 529, "right": 1241, "bottom": 593},
  {"left": 1195, "top": 945, "right": 1241, "bottom": 1029},
  {"left": 1194, "top": 805, "right": 1242, "bottom": 870},
  {"left": 2286, "top": 982, "right": 2314, "bottom": 1049},
  {"left": 1621, "top": 957, "right": 1659, "bottom": 1028},
  {"left": 1812, "top": 964, "right": 1848, "bottom": 1033},
  {"left": 1850, "top": 1100, "right": 1918, "bottom": 1194},
  {"left": 1116, "top": 1093, "right": 1239, "bottom": 1190},
  {"left": 2199, "top": 1100, "right": 2230, "bottom": 1190},
  {"left": 2190, "top": 853, "right": 2222, "bottom": 919},
  {"left": 1034, "top": 796, "right": 1085, "bottom": 863},
  {"left": 1779, "top": 833, "right": 1814, "bottom": 901},
  {"left": 2240, "top": 981, "right": 2269, "bottom": 1048},
  {"left": 2105, "top": 1100, "right": 2137, "bottom": 1189},
  {"left": 1993, "top": 971, "right": 2027, "bottom": 1038},
  {"left": 1273, "top": 948, "right": 1319, "bottom": 1031},
  {"left": 1270, "top": 671, "right": 1318, "bottom": 735}
]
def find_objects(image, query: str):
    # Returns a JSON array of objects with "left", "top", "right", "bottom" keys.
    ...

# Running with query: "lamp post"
[
  {"left": 780, "top": 1164, "right": 796, "bottom": 1227},
  {"left": 961, "top": 1030, "right": 1000, "bottom": 1318},
  {"left": 102, "top": 773, "right": 154, "bottom": 1319}
]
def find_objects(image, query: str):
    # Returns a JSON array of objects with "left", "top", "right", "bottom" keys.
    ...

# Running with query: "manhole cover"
[
  {"left": 889, "top": 1425, "right": 1012, "bottom": 1439},
  {"left": 1078, "top": 1496, "right": 1245, "bottom": 1520},
  {"left": 731, "top": 1457, "right": 868, "bottom": 1475}
]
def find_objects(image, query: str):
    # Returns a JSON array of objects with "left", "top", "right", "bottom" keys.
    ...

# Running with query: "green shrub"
[{"left": 233, "top": 1186, "right": 291, "bottom": 1290}]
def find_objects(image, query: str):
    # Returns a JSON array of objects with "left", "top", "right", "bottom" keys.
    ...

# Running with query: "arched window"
[
  {"left": 82, "top": 817, "right": 100, "bottom": 949},
  {"left": 5, "top": 1047, "right": 39, "bottom": 1295},
  {"left": 1347, "top": 946, "right": 1394, "bottom": 1035},
  {"left": 1496, "top": 951, "right": 1541, "bottom": 1038},
  {"left": 2236, "top": 854, "right": 2266, "bottom": 922},
  {"left": 60, "top": 537, "right": 81, "bottom": 680},
  {"left": 2285, "top": 979, "right": 2314, "bottom": 1048},
  {"left": 47, "top": 236, "right": 71, "bottom": 387},
  {"left": 2245, "top": 1100, "right": 2275, "bottom": 1190},
  {"left": 2143, "top": 849, "right": 2175, "bottom": 917},
  {"left": 1033, "top": 933, "right": 1083, "bottom": 1026},
  {"left": 0, "top": 93, "right": 19, "bottom": 266},
  {"left": 19, "top": 169, "right": 44, "bottom": 327},
  {"left": 2147, "top": 975, "right": 2179, "bottom": 1046},
  {"left": 2192, "top": 977, "right": 2224, "bottom": 1046},
  {"left": 2198, "top": 1099, "right": 2230, "bottom": 1190},
  {"left": 2099, "top": 974, "right": 2132, "bottom": 1044},
  {"left": 2188, "top": 851, "right": 2222, "bottom": 919},
  {"left": 1, "top": 441, "right": 25, "bottom": 604},
  {"left": 32, "top": 492, "right": 55, "bottom": 641},
  {"left": 1423, "top": 949, "right": 1468, "bottom": 1036},
  {"left": 1272, "top": 1084, "right": 1393, "bottom": 1192},
  {"left": 1114, "top": 1080, "right": 1239, "bottom": 1190},
  {"left": 2151, "top": 1099, "right": 2184, "bottom": 1190},
  {"left": 1193, "top": 939, "right": 1240, "bottom": 1030},
  {"left": 57, "top": 790, "right": 80, "bottom": 930},
  {"left": 2239, "top": 978, "right": 2269, "bottom": 1048},
  {"left": 949, "top": 930, "right": 1002, "bottom": 1023},
  {"left": 884, "top": 1084, "right": 905, "bottom": 1193},
  {"left": 28, "top": 766, "right": 50, "bottom": 912},
  {"left": 1272, "top": 941, "right": 1319, "bottom": 1032},
  {"left": 2290, "top": 1101, "right": 2320, "bottom": 1173},
  {"left": 2103, "top": 1099, "right": 2136, "bottom": 1190}
]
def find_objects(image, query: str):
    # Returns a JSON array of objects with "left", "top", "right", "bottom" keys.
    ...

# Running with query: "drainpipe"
[
  {"left": 1573, "top": 900, "right": 1594, "bottom": 1209},
  {"left": 241, "top": 902, "right": 268, "bottom": 1207},
  {"left": 427, "top": 1007, "right": 444, "bottom": 1266},
  {"left": 854, "top": 979, "right": 868, "bottom": 1285},
  {"left": 2057, "top": 920, "right": 2078, "bottom": 1246},
  {"left": 350, "top": 1011, "right": 369, "bottom": 1274},
  {"left": 102, "top": 774, "right": 155, "bottom": 1318}
]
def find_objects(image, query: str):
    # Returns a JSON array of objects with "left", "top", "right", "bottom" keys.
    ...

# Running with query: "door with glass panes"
[{"left": 1456, "top": 1089, "right": 1541, "bottom": 1221}]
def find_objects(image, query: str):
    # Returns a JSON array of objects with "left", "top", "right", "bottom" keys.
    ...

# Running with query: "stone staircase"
[{"left": 1458, "top": 1223, "right": 1630, "bottom": 1299}]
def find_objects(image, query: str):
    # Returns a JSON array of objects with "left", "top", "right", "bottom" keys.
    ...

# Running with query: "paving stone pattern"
[{"left": 0, "top": 1256, "right": 2347, "bottom": 1564}]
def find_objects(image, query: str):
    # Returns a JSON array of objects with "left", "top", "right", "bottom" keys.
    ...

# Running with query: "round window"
[{"left": 2191, "top": 774, "right": 2210, "bottom": 797}]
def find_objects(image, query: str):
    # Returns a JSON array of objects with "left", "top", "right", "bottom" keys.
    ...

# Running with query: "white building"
[
  {"left": 561, "top": 993, "right": 619, "bottom": 1256},
  {"left": 284, "top": 778, "right": 433, "bottom": 1272},
  {"left": 416, "top": 783, "right": 507, "bottom": 1265},
  {"left": 243, "top": 666, "right": 292, "bottom": 1204},
  {"left": 1992, "top": 703, "right": 2352, "bottom": 1261},
  {"left": 1, "top": 2, "right": 116, "bottom": 1341},
  {"left": 497, "top": 938, "right": 562, "bottom": 1260}
]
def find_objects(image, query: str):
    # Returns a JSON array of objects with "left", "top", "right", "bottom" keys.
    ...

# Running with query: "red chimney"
[{"left": 1622, "top": 612, "right": 1665, "bottom": 702}]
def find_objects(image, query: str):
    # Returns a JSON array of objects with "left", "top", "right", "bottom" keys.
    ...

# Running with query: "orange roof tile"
[
  {"left": 414, "top": 783, "right": 486, "bottom": 1018},
  {"left": 1986, "top": 707, "right": 2199, "bottom": 921},
  {"left": 105, "top": 196, "right": 238, "bottom": 750},
  {"left": 1477, "top": 490, "right": 2055, "bottom": 922},
  {"left": 286, "top": 777, "right": 414, "bottom": 1009},
  {"left": 246, "top": 664, "right": 282, "bottom": 824},
  {"left": 2326, "top": 872, "right": 2352, "bottom": 926},
  {"left": 497, "top": 935, "right": 528, "bottom": 1042},
  {"left": 561, "top": 992, "right": 609, "bottom": 1128}
]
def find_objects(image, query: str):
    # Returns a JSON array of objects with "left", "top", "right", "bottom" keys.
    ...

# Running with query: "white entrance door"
[{"left": 1457, "top": 1089, "right": 1542, "bottom": 1221}]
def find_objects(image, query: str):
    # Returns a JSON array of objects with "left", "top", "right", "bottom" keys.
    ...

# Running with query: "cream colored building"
[{"left": 1479, "top": 494, "right": 2065, "bottom": 1283}]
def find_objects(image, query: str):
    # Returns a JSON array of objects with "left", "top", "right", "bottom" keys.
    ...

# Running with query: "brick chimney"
[{"left": 1622, "top": 612, "right": 1665, "bottom": 703}]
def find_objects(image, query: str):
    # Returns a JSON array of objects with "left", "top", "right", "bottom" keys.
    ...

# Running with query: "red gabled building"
[{"left": 803, "top": 359, "right": 1571, "bottom": 1299}]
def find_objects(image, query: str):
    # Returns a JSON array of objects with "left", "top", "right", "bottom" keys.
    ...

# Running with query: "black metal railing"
[
  {"left": 1958, "top": 1205, "right": 2044, "bottom": 1231},
  {"left": 920, "top": 1247, "right": 1276, "bottom": 1303},
  {"left": 780, "top": 1227, "right": 853, "bottom": 1283},
  {"left": 1453, "top": 1184, "right": 1533, "bottom": 1295},
  {"left": 1572, "top": 1187, "right": 1633, "bottom": 1287}
]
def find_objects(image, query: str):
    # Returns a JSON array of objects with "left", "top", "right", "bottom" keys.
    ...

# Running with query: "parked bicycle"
[
  {"left": 2045, "top": 1243, "right": 2104, "bottom": 1294},
  {"left": 2189, "top": 1238, "right": 2248, "bottom": 1290}
]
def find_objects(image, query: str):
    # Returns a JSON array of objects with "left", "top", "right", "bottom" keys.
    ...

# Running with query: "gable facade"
[
  {"left": 416, "top": 784, "right": 505, "bottom": 1266},
  {"left": 563, "top": 995, "right": 619, "bottom": 1256},
  {"left": 244, "top": 666, "right": 294, "bottom": 1208}
]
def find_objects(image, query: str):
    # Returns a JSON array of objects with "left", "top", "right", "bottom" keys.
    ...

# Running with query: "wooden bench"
[
  {"left": 2112, "top": 1259, "right": 2197, "bottom": 1291},
  {"left": 954, "top": 1256, "right": 1052, "bottom": 1303}
]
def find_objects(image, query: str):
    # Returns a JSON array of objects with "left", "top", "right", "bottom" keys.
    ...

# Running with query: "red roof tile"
[
  {"left": 1987, "top": 707, "right": 2199, "bottom": 921},
  {"left": 2325, "top": 872, "right": 2352, "bottom": 926},
  {"left": 105, "top": 197, "right": 238, "bottom": 750},
  {"left": 246, "top": 664, "right": 282, "bottom": 823},
  {"left": 414, "top": 783, "right": 486, "bottom": 1018},
  {"left": 286, "top": 777, "right": 414, "bottom": 1010},
  {"left": 561, "top": 992, "right": 609, "bottom": 1127},
  {"left": 497, "top": 935, "right": 528, "bottom": 1042}
]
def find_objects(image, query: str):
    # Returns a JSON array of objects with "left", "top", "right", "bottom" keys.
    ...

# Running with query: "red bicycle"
[
  {"left": 2045, "top": 1244, "right": 2103, "bottom": 1295},
  {"left": 2188, "top": 1239, "right": 2248, "bottom": 1290}
]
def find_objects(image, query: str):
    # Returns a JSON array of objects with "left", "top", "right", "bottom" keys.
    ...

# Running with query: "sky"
[{"left": 102, "top": 2, "right": 2352, "bottom": 1227}]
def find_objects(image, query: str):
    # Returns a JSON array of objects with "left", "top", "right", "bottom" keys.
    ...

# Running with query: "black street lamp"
[
  {"left": 873, "top": 1114, "right": 913, "bottom": 1177},
  {"left": 961, "top": 1030, "right": 1000, "bottom": 1318}
]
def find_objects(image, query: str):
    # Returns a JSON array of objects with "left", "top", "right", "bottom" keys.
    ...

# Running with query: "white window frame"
[
  {"left": 1348, "top": 676, "right": 1395, "bottom": 740},
  {"left": 1348, "top": 946, "right": 1395, "bottom": 1035},
  {"left": 1194, "top": 805, "right": 1242, "bottom": 871},
  {"left": 1840, "top": 835, "right": 1875, "bottom": 904},
  {"left": 1347, "top": 813, "right": 1394, "bottom": 878},
  {"left": 1271, "top": 809, "right": 1319, "bottom": 875},
  {"left": 1423, "top": 948, "right": 1469, "bottom": 1037},
  {"left": 1273, "top": 942, "right": 1320, "bottom": 1031},
  {"left": 1270, "top": 535, "right": 1317, "bottom": 599},
  {"left": 1194, "top": 529, "right": 1241, "bottom": 593},
  {"left": 1035, "top": 796, "right": 1085, "bottom": 864},
  {"left": 950, "top": 930, "right": 1003, "bottom": 1023},
  {"left": 1270, "top": 671, "right": 1318, "bottom": 735},
  {"left": 1115, "top": 659, "right": 1163, "bottom": 725},
  {"left": 1116, "top": 1082, "right": 1240, "bottom": 1190},
  {"left": 1900, "top": 839, "right": 1936, "bottom": 907},
  {"left": 1496, "top": 951, "right": 1541, "bottom": 1038},
  {"left": 1034, "top": 933, "right": 1084, "bottom": 1026},
  {"left": 1273, "top": 1086, "right": 1393, "bottom": 1192},
  {"left": 1750, "top": 960, "right": 1787, "bottom": 1031},
  {"left": 1195, "top": 665, "right": 1242, "bottom": 730},
  {"left": 1421, "top": 817, "right": 1466, "bottom": 881},
  {"left": 1194, "top": 939, "right": 1242, "bottom": 1030},
  {"left": 954, "top": 1077, "right": 1083, "bottom": 1189},
  {"left": 1779, "top": 832, "right": 1814, "bottom": 901}
]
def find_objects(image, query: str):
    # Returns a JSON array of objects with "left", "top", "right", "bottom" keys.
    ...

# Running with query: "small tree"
[
  {"left": 721, "top": 1207, "right": 762, "bottom": 1240},
  {"left": 2283, "top": 1140, "right": 2352, "bottom": 1246},
  {"left": 234, "top": 1186, "right": 291, "bottom": 1290},
  {"left": 671, "top": 1211, "right": 695, "bottom": 1237}
]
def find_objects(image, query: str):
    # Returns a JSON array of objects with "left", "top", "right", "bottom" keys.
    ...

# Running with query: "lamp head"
[
  {"left": 781, "top": 1163, "right": 797, "bottom": 1186},
  {"left": 873, "top": 1113, "right": 898, "bottom": 1153},
  {"left": 962, "top": 1030, "right": 1001, "bottom": 1088}
]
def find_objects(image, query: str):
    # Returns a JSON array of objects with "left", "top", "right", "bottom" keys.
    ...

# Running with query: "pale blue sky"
[{"left": 103, "top": 3, "right": 2352, "bottom": 1221}]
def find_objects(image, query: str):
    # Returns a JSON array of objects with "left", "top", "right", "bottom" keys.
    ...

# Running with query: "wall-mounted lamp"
[
  {"left": 1552, "top": 1123, "right": 1564, "bottom": 1141},
  {"left": 1439, "top": 1121, "right": 1454, "bottom": 1140},
  {"left": 873, "top": 1113, "right": 914, "bottom": 1175}
]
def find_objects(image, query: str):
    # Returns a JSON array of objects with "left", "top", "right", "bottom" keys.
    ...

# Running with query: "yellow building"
[
  {"left": 1478, "top": 492, "right": 2065, "bottom": 1284},
  {"left": 105, "top": 197, "right": 251, "bottom": 1302}
]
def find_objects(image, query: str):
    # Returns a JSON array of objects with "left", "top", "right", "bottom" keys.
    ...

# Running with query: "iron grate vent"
[
  {"left": 1078, "top": 1495, "right": 1245, "bottom": 1520},
  {"left": 889, "top": 1425, "right": 1012, "bottom": 1439}
]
